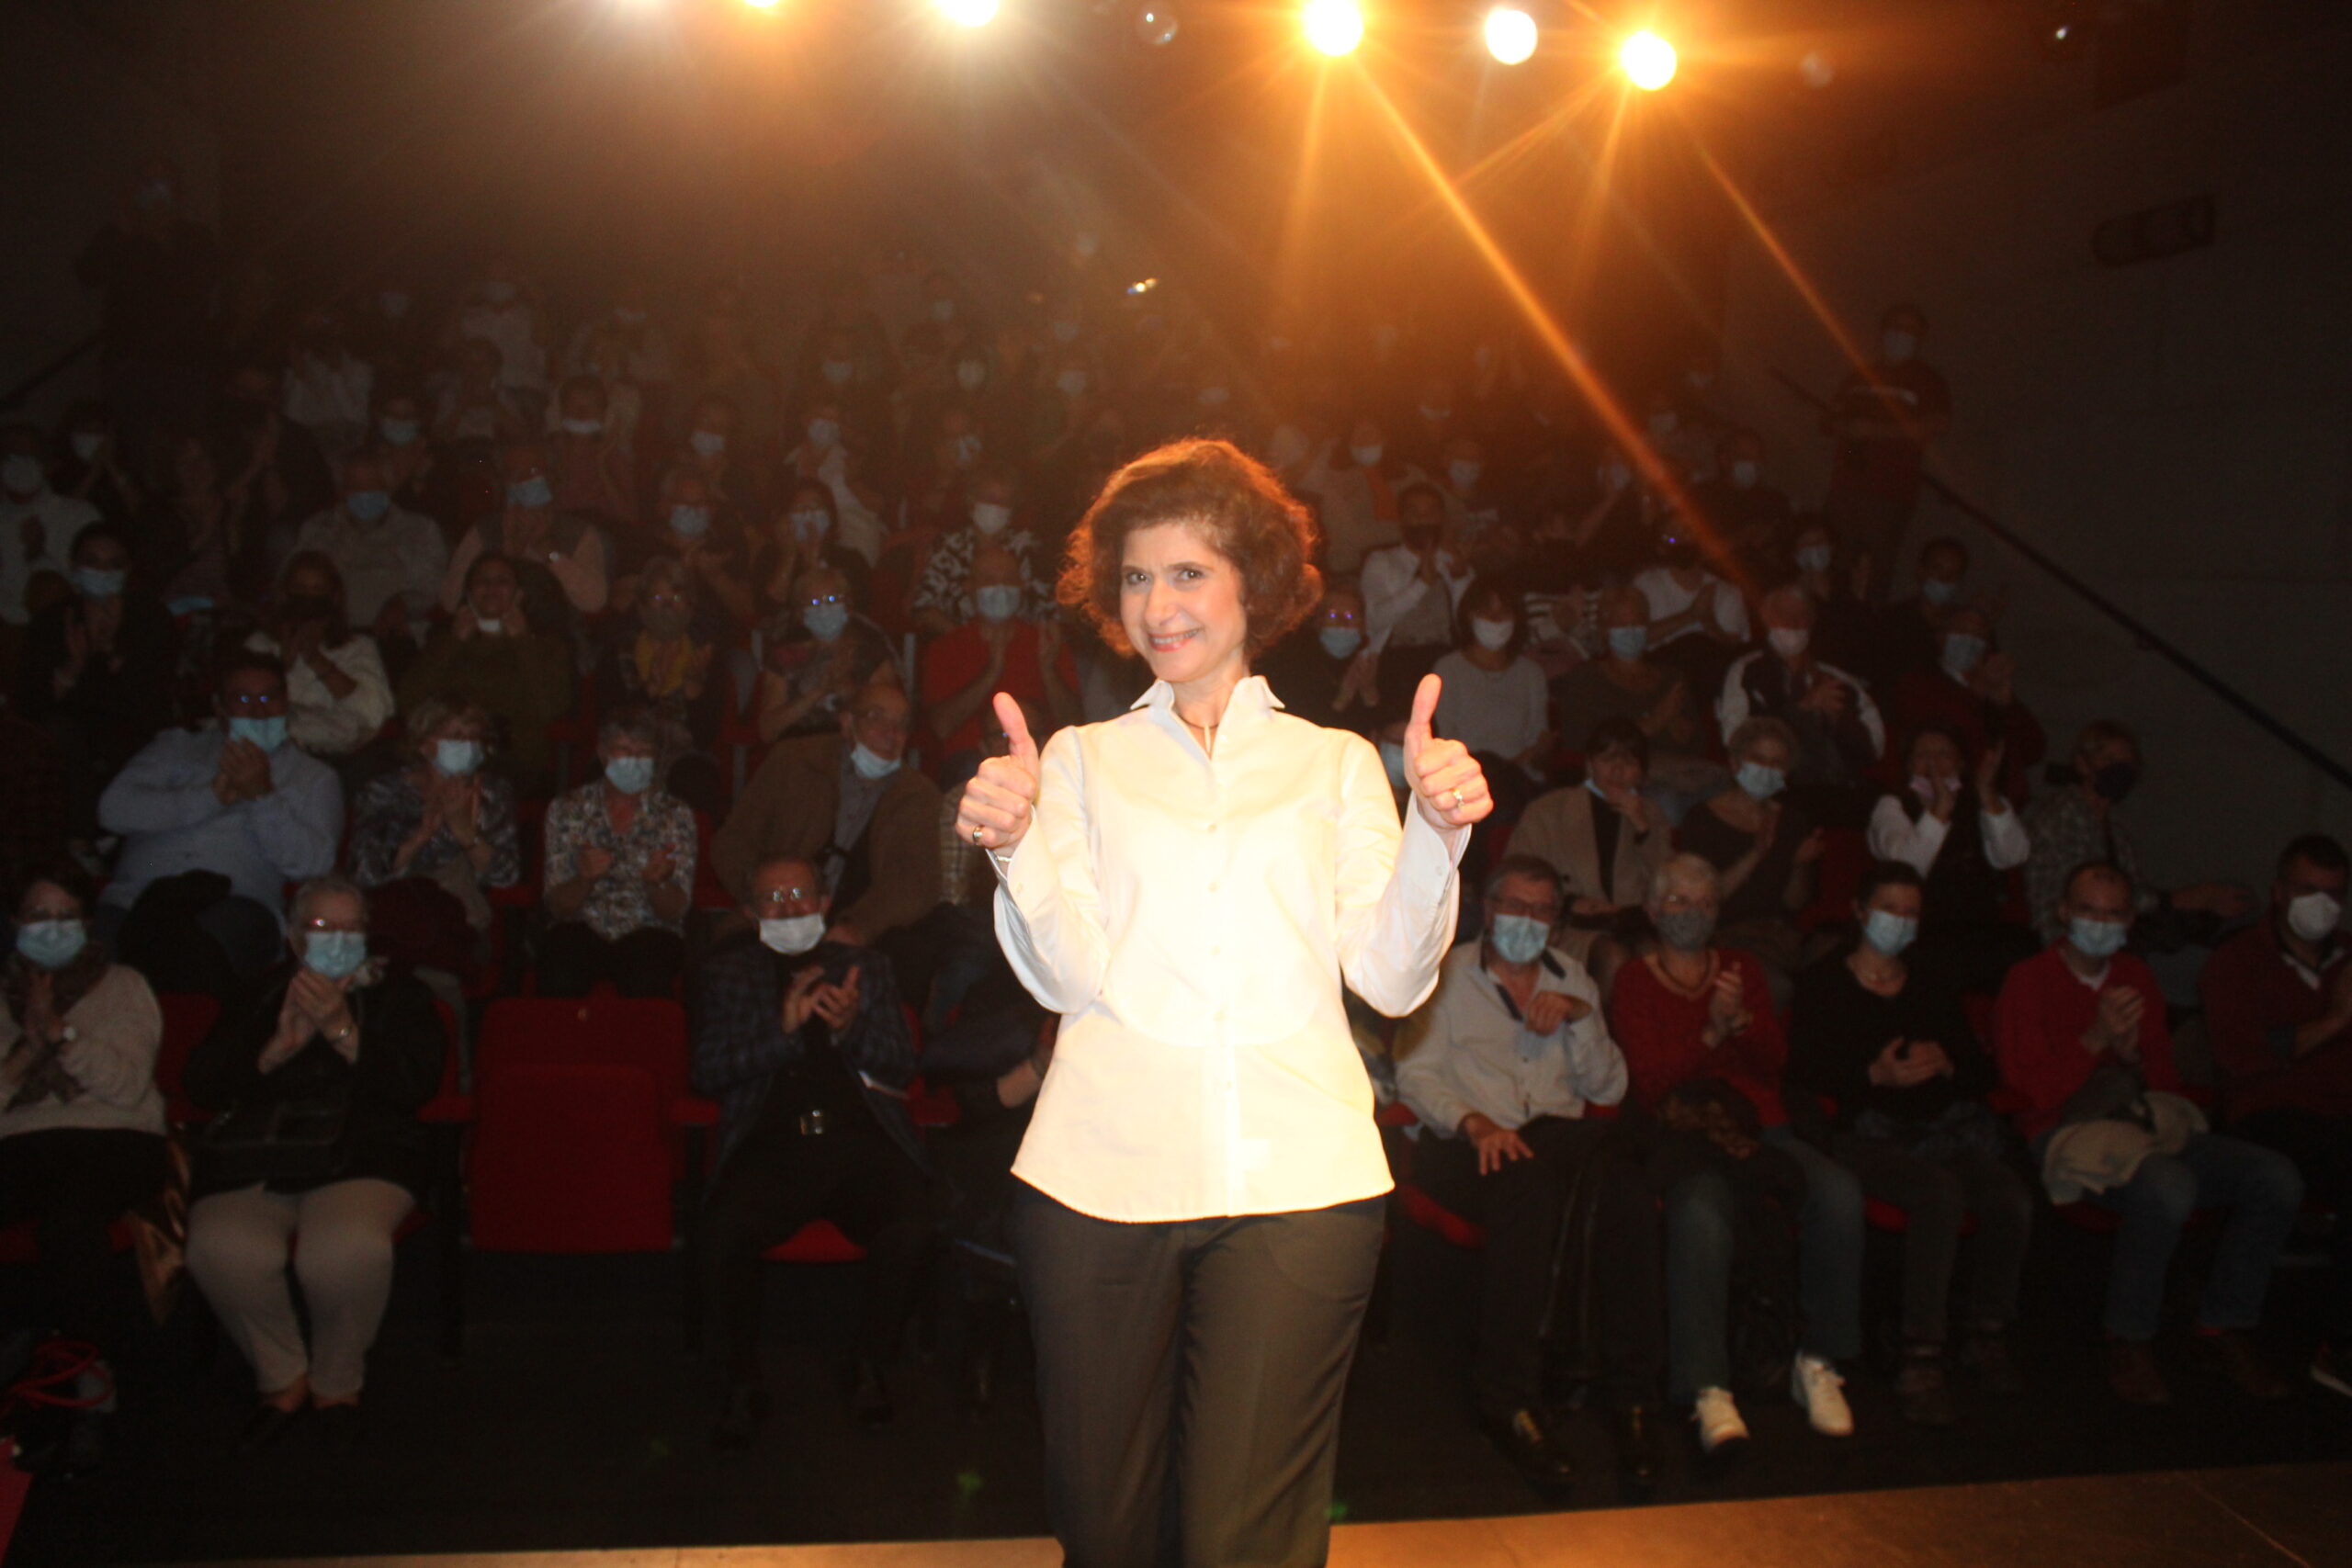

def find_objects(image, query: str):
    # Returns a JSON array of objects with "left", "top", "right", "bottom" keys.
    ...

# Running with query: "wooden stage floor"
[{"left": 190, "top": 1460, "right": 2349, "bottom": 1568}]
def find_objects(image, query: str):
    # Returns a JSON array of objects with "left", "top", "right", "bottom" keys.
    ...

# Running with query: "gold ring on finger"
[
  {"left": 1450, "top": 788, "right": 1464, "bottom": 807},
  {"left": 972, "top": 825, "right": 987, "bottom": 843}
]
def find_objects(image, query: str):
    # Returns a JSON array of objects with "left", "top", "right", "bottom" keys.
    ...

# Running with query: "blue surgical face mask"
[
  {"left": 304, "top": 930, "right": 368, "bottom": 981},
  {"left": 789, "top": 506, "right": 831, "bottom": 543},
  {"left": 1607, "top": 625, "right": 1649, "bottom": 661},
  {"left": 806, "top": 418, "right": 840, "bottom": 448},
  {"left": 605, "top": 755, "right": 656, "bottom": 795},
  {"left": 74, "top": 567, "right": 126, "bottom": 600},
  {"left": 1922, "top": 577, "right": 1962, "bottom": 607},
  {"left": 379, "top": 417, "right": 421, "bottom": 446},
  {"left": 690, "top": 430, "right": 727, "bottom": 459},
  {"left": 434, "top": 739, "right": 482, "bottom": 776},
  {"left": 1447, "top": 459, "right": 1483, "bottom": 491},
  {"left": 974, "top": 584, "right": 1022, "bottom": 623},
  {"left": 2068, "top": 916, "right": 2129, "bottom": 962},
  {"left": 560, "top": 417, "right": 603, "bottom": 438},
  {"left": 1057, "top": 369, "right": 1090, "bottom": 399},
  {"left": 1655, "top": 908, "right": 1717, "bottom": 953},
  {"left": 850, "top": 741, "right": 900, "bottom": 780},
  {"left": 230, "top": 715, "right": 288, "bottom": 753},
  {"left": 669, "top": 504, "right": 711, "bottom": 538},
  {"left": 345, "top": 489, "right": 391, "bottom": 522},
  {"left": 1489, "top": 914, "right": 1550, "bottom": 966},
  {"left": 1862, "top": 909, "right": 1919, "bottom": 957},
  {"left": 1318, "top": 626, "right": 1363, "bottom": 660},
  {"left": 1736, "top": 761, "right": 1785, "bottom": 801},
  {"left": 1940, "top": 633, "right": 1987, "bottom": 678},
  {"left": 15, "top": 919, "right": 87, "bottom": 972},
  {"left": 1795, "top": 544, "right": 1834, "bottom": 575},
  {"left": 803, "top": 602, "right": 849, "bottom": 642},
  {"left": 507, "top": 475, "right": 553, "bottom": 509},
  {"left": 1379, "top": 739, "right": 1408, "bottom": 791}
]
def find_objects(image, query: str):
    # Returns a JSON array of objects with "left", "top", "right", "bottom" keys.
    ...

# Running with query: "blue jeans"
[
  {"left": 1657, "top": 1127, "right": 1864, "bottom": 1401},
  {"left": 2089, "top": 1132, "right": 2303, "bottom": 1341}
]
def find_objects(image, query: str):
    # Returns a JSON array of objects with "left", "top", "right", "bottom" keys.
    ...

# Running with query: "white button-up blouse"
[{"left": 995, "top": 675, "right": 1467, "bottom": 1223}]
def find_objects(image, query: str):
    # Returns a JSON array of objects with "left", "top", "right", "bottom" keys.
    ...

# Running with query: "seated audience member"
[
  {"left": 1431, "top": 577, "right": 1552, "bottom": 822},
  {"left": 1434, "top": 435, "right": 1510, "bottom": 571},
  {"left": 545, "top": 374, "right": 636, "bottom": 521},
  {"left": 1675, "top": 718, "right": 1827, "bottom": 1005},
  {"left": 1549, "top": 586, "right": 1713, "bottom": 815},
  {"left": 1787, "top": 861, "right": 2030, "bottom": 1427},
  {"left": 1629, "top": 527, "right": 1747, "bottom": 690},
  {"left": 278, "top": 310, "right": 373, "bottom": 466},
  {"left": 1867, "top": 724, "right": 2037, "bottom": 996},
  {"left": 98, "top": 651, "right": 341, "bottom": 994},
  {"left": 1259, "top": 579, "right": 1380, "bottom": 735},
  {"left": 1394, "top": 857, "right": 1662, "bottom": 1493},
  {"left": 593, "top": 556, "right": 724, "bottom": 812},
  {"left": 612, "top": 467, "right": 755, "bottom": 630},
  {"left": 1888, "top": 604, "right": 2043, "bottom": 803},
  {"left": 345, "top": 698, "right": 522, "bottom": 964},
  {"left": 778, "top": 403, "right": 885, "bottom": 567},
  {"left": 1995, "top": 862, "right": 2301, "bottom": 1405},
  {"left": 753, "top": 481, "right": 875, "bottom": 622},
  {"left": 1716, "top": 584, "right": 1884, "bottom": 826},
  {"left": 17, "top": 523, "right": 174, "bottom": 838},
  {"left": 398, "top": 552, "right": 574, "bottom": 797},
  {"left": 292, "top": 450, "right": 447, "bottom": 656},
  {"left": 691, "top": 852, "right": 929, "bottom": 1446},
  {"left": 713, "top": 680, "right": 941, "bottom": 949},
  {"left": 432, "top": 336, "right": 528, "bottom": 449},
  {"left": 247, "top": 552, "right": 394, "bottom": 761},
  {"left": 1300, "top": 417, "right": 1420, "bottom": 572},
  {"left": 1609, "top": 854, "right": 1864, "bottom": 1452},
  {"left": 374, "top": 390, "right": 439, "bottom": 514},
  {"left": 910, "top": 467, "right": 1049, "bottom": 636},
  {"left": 920, "top": 544, "right": 1080, "bottom": 775},
  {"left": 2021, "top": 722, "right": 2252, "bottom": 947},
  {"left": 0, "top": 427, "right": 90, "bottom": 629},
  {"left": 1785, "top": 518, "right": 1878, "bottom": 676},
  {"left": 439, "top": 440, "right": 610, "bottom": 621},
  {"left": 672, "top": 392, "right": 769, "bottom": 525},
  {"left": 138, "top": 432, "right": 254, "bottom": 614},
  {"left": 537, "top": 709, "right": 695, "bottom": 999},
  {"left": 1510, "top": 719, "right": 1669, "bottom": 995},
  {"left": 1687, "top": 428, "right": 1795, "bottom": 582},
  {"left": 184, "top": 875, "right": 445, "bottom": 1452},
  {"left": 753, "top": 562, "right": 897, "bottom": 746},
  {"left": 1874, "top": 536, "right": 1973, "bottom": 690},
  {"left": 0, "top": 860, "right": 168, "bottom": 1444},
  {"left": 52, "top": 402, "right": 143, "bottom": 526},
  {"left": 2199, "top": 834, "right": 2352, "bottom": 1393},
  {"left": 1361, "top": 483, "right": 1473, "bottom": 695}
]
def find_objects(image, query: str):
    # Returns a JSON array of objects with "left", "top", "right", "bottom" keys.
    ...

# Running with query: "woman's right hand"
[{"left": 956, "top": 693, "right": 1040, "bottom": 854}]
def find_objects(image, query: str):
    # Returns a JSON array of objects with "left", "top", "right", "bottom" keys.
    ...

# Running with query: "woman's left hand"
[{"left": 1403, "top": 673, "right": 1492, "bottom": 832}]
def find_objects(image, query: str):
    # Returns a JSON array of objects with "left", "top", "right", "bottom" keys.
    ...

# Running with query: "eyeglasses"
[
  {"left": 752, "top": 888, "right": 817, "bottom": 906},
  {"left": 1489, "top": 897, "right": 1558, "bottom": 919},
  {"left": 299, "top": 918, "right": 366, "bottom": 934},
  {"left": 220, "top": 692, "right": 283, "bottom": 711},
  {"left": 645, "top": 592, "right": 688, "bottom": 609},
  {"left": 854, "top": 709, "right": 910, "bottom": 731},
  {"left": 800, "top": 593, "right": 844, "bottom": 610}
]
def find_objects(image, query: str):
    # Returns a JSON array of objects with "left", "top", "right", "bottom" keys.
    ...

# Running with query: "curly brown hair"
[{"left": 1057, "top": 437, "right": 1322, "bottom": 660}]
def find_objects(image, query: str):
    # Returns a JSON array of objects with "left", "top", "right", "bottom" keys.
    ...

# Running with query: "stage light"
[
  {"left": 742, "top": 0, "right": 779, "bottom": 9},
  {"left": 1619, "top": 29, "right": 1676, "bottom": 90},
  {"left": 1136, "top": 4, "right": 1179, "bottom": 45},
  {"left": 1799, "top": 50, "right": 1834, "bottom": 88},
  {"left": 937, "top": 0, "right": 997, "bottom": 27},
  {"left": 1484, "top": 6, "right": 1536, "bottom": 64},
  {"left": 1302, "top": 0, "right": 1363, "bottom": 58}
]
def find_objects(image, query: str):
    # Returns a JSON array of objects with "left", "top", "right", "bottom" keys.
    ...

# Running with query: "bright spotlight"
[
  {"left": 1302, "top": 0, "right": 1363, "bottom": 57},
  {"left": 1484, "top": 6, "right": 1536, "bottom": 64},
  {"left": 937, "top": 0, "right": 997, "bottom": 26},
  {"left": 744, "top": 0, "right": 778, "bottom": 9},
  {"left": 1620, "top": 29, "right": 1677, "bottom": 90}
]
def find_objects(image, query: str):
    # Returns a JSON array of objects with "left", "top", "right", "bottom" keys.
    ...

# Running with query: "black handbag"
[{"left": 198, "top": 1088, "right": 352, "bottom": 1191}]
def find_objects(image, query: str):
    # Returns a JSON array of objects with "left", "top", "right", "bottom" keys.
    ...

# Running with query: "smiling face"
[{"left": 1118, "top": 519, "right": 1250, "bottom": 694}]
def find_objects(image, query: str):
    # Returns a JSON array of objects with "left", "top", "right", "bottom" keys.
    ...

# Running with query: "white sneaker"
[
  {"left": 1791, "top": 1352, "right": 1854, "bottom": 1437},
  {"left": 1692, "top": 1386, "right": 1748, "bottom": 1453}
]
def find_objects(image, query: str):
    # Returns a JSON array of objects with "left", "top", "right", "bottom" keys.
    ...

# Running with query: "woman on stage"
[{"left": 956, "top": 438, "right": 1491, "bottom": 1567}]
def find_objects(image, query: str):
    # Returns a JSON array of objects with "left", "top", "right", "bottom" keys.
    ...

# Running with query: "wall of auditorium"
[
  {"left": 1715, "top": 11, "right": 2352, "bottom": 888},
  {"left": 0, "top": 4, "right": 219, "bottom": 423}
]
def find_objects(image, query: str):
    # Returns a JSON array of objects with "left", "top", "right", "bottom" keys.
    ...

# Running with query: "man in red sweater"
[
  {"left": 1995, "top": 862, "right": 2301, "bottom": 1405},
  {"left": 1886, "top": 604, "right": 2045, "bottom": 805},
  {"left": 2199, "top": 833, "right": 2352, "bottom": 1396},
  {"left": 1610, "top": 854, "right": 1863, "bottom": 1454}
]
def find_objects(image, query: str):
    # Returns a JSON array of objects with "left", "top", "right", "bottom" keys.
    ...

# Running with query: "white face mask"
[
  {"left": 850, "top": 741, "right": 900, "bottom": 780},
  {"left": 1768, "top": 626, "right": 1811, "bottom": 661},
  {"left": 1447, "top": 459, "right": 1482, "bottom": 491},
  {"left": 1883, "top": 329, "right": 1919, "bottom": 365},
  {"left": 1470, "top": 616, "right": 1515, "bottom": 651},
  {"left": 759, "top": 914, "right": 827, "bottom": 955},
  {"left": 1350, "top": 443, "right": 1384, "bottom": 469},
  {"left": 970, "top": 502, "right": 1012, "bottom": 536},
  {"left": 2288, "top": 891, "right": 2344, "bottom": 944},
  {"left": 474, "top": 615, "right": 503, "bottom": 635}
]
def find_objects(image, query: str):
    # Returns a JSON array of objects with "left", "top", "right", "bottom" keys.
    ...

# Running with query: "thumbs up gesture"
[
  {"left": 956, "top": 692, "right": 1041, "bottom": 853},
  {"left": 1402, "top": 673, "right": 1491, "bottom": 832}
]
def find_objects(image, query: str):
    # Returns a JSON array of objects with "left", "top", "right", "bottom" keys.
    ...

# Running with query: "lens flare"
[
  {"left": 1620, "top": 30, "right": 1677, "bottom": 90},
  {"left": 938, "top": 0, "right": 998, "bottom": 26},
  {"left": 1484, "top": 6, "right": 1536, "bottom": 64},
  {"left": 1303, "top": 0, "right": 1364, "bottom": 57}
]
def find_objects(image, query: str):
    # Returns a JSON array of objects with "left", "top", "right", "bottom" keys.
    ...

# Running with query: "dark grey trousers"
[{"left": 1011, "top": 1183, "right": 1385, "bottom": 1568}]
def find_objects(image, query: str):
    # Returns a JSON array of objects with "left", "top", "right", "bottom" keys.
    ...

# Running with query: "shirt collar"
[{"left": 1130, "top": 674, "right": 1283, "bottom": 737}]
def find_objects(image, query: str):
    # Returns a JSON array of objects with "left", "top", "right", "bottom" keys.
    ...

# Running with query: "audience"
[
  {"left": 17, "top": 522, "right": 175, "bottom": 840},
  {"left": 1866, "top": 724, "right": 2037, "bottom": 996},
  {"left": 1258, "top": 579, "right": 1380, "bottom": 735},
  {"left": 439, "top": 441, "right": 610, "bottom": 623},
  {"left": 346, "top": 697, "right": 523, "bottom": 966},
  {"left": 537, "top": 708, "right": 695, "bottom": 998},
  {"left": 1819, "top": 302, "right": 1951, "bottom": 593},
  {"left": 1675, "top": 717, "right": 1827, "bottom": 1004},
  {"left": 399, "top": 551, "right": 575, "bottom": 796},
  {"left": 1362, "top": 483, "right": 1473, "bottom": 694},
  {"left": 752, "top": 562, "right": 898, "bottom": 746},
  {"left": 691, "top": 852, "right": 928, "bottom": 1446},
  {"left": 1510, "top": 719, "right": 1670, "bottom": 994},
  {"left": 1787, "top": 861, "right": 2030, "bottom": 1427},
  {"left": 98, "top": 651, "right": 342, "bottom": 996},
  {"left": 1395, "top": 856, "right": 1661, "bottom": 1492},
  {"left": 1994, "top": 862, "right": 2301, "bottom": 1405},
  {"left": 184, "top": 874, "right": 446, "bottom": 1452},
  {"left": 1430, "top": 577, "right": 1552, "bottom": 822},
  {"left": 291, "top": 450, "right": 447, "bottom": 659},
  {"left": 1886, "top": 604, "right": 2043, "bottom": 802},
  {"left": 0, "top": 427, "right": 93, "bottom": 629},
  {"left": 1715, "top": 583, "right": 1884, "bottom": 826},
  {"left": 919, "top": 544, "right": 1079, "bottom": 774},
  {"left": 247, "top": 552, "right": 395, "bottom": 762}
]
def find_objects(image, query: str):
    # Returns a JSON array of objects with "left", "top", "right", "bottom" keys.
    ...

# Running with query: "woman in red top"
[{"left": 1611, "top": 853, "right": 1863, "bottom": 1454}]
